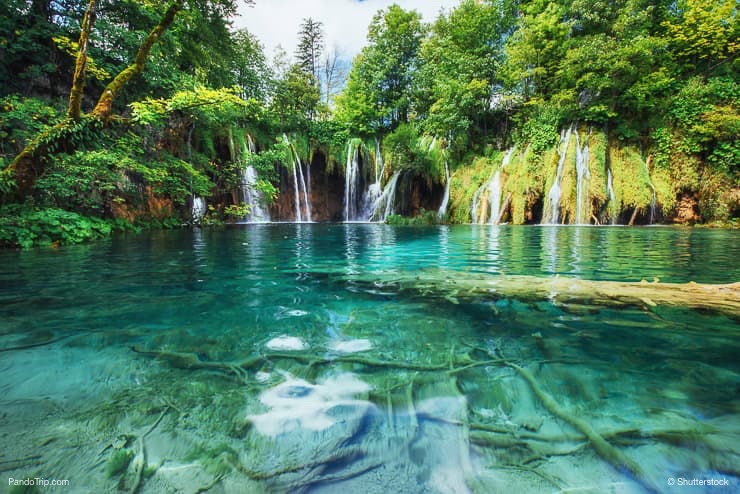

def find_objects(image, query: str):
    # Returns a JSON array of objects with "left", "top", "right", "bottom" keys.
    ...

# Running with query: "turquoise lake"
[{"left": 1, "top": 225, "right": 738, "bottom": 493}]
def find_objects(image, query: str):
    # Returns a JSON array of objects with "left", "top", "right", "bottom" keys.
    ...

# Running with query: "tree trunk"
[
  {"left": 68, "top": 0, "right": 97, "bottom": 121},
  {"left": 92, "top": 0, "right": 184, "bottom": 120},
  {"left": 628, "top": 207, "right": 639, "bottom": 226}
]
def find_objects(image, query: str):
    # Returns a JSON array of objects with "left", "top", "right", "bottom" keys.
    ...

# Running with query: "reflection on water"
[{"left": 0, "top": 224, "right": 738, "bottom": 493}]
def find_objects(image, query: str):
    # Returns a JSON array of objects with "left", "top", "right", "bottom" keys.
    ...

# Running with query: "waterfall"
[
  {"left": 470, "top": 148, "right": 513, "bottom": 224},
  {"left": 574, "top": 129, "right": 591, "bottom": 225},
  {"left": 362, "top": 139, "right": 385, "bottom": 220},
  {"left": 488, "top": 148, "right": 514, "bottom": 225},
  {"left": 296, "top": 153, "right": 311, "bottom": 221},
  {"left": 370, "top": 171, "right": 401, "bottom": 222},
  {"left": 290, "top": 155, "right": 302, "bottom": 222},
  {"left": 241, "top": 165, "right": 270, "bottom": 222},
  {"left": 343, "top": 140, "right": 362, "bottom": 221},
  {"left": 375, "top": 139, "right": 384, "bottom": 184},
  {"left": 283, "top": 134, "right": 312, "bottom": 222},
  {"left": 542, "top": 125, "right": 574, "bottom": 224},
  {"left": 645, "top": 162, "right": 657, "bottom": 225},
  {"left": 606, "top": 168, "right": 617, "bottom": 224},
  {"left": 191, "top": 197, "right": 206, "bottom": 223},
  {"left": 239, "top": 136, "right": 270, "bottom": 222},
  {"left": 471, "top": 182, "right": 488, "bottom": 224},
  {"left": 438, "top": 160, "right": 450, "bottom": 218}
]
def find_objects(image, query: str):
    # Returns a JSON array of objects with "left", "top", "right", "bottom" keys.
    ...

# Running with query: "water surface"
[{"left": 1, "top": 225, "right": 738, "bottom": 493}]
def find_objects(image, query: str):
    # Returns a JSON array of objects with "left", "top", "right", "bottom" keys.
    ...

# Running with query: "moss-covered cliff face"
[{"left": 447, "top": 127, "right": 738, "bottom": 226}]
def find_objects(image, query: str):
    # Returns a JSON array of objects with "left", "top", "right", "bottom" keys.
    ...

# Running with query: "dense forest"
[{"left": 0, "top": 0, "right": 737, "bottom": 247}]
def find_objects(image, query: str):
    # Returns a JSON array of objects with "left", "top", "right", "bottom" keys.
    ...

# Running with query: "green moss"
[
  {"left": 557, "top": 131, "right": 579, "bottom": 223},
  {"left": 503, "top": 145, "right": 541, "bottom": 224},
  {"left": 609, "top": 144, "right": 652, "bottom": 213},
  {"left": 651, "top": 166, "right": 675, "bottom": 214},
  {"left": 698, "top": 168, "right": 734, "bottom": 222},
  {"left": 448, "top": 155, "right": 495, "bottom": 224},
  {"left": 588, "top": 129, "right": 608, "bottom": 214},
  {"left": 107, "top": 448, "right": 134, "bottom": 477},
  {"left": 185, "top": 443, "right": 238, "bottom": 477}
]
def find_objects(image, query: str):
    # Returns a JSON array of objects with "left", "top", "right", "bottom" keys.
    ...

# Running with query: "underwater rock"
[
  {"left": 328, "top": 339, "right": 373, "bottom": 354},
  {"left": 266, "top": 336, "right": 308, "bottom": 351},
  {"left": 248, "top": 373, "right": 372, "bottom": 436}
]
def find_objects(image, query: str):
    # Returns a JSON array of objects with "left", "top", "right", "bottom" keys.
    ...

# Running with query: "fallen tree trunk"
[{"left": 348, "top": 270, "right": 740, "bottom": 316}]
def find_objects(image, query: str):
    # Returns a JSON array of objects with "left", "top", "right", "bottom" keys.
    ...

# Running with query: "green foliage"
[
  {"left": 130, "top": 86, "right": 252, "bottom": 129},
  {"left": 35, "top": 150, "right": 134, "bottom": 215},
  {"left": 662, "top": 0, "right": 738, "bottom": 73},
  {"left": 307, "top": 120, "right": 351, "bottom": 171},
  {"left": 415, "top": 0, "right": 514, "bottom": 145},
  {"left": 516, "top": 105, "right": 562, "bottom": 155},
  {"left": 270, "top": 65, "right": 321, "bottom": 129},
  {"left": 0, "top": 95, "right": 63, "bottom": 159},
  {"left": 385, "top": 209, "right": 442, "bottom": 225},
  {"left": 0, "top": 206, "right": 118, "bottom": 249},
  {"left": 382, "top": 124, "right": 445, "bottom": 183},
  {"left": 223, "top": 203, "right": 250, "bottom": 220}
]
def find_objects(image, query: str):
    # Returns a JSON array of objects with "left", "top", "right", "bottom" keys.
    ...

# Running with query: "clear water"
[{"left": 1, "top": 225, "right": 738, "bottom": 493}]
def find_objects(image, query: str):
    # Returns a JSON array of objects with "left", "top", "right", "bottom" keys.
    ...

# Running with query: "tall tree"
[
  {"left": 414, "top": 0, "right": 516, "bottom": 142},
  {"left": 270, "top": 64, "right": 321, "bottom": 128},
  {"left": 230, "top": 29, "right": 271, "bottom": 102},
  {"left": 335, "top": 5, "right": 425, "bottom": 131},
  {"left": 295, "top": 17, "right": 324, "bottom": 82}
]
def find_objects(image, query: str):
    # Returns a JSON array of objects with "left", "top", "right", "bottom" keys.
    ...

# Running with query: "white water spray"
[
  {"left": 574, "top": 129, "right": 591, "bottom": 225},
  {"left": 542, "top": 125, "right": 574, "bottom": 224}
]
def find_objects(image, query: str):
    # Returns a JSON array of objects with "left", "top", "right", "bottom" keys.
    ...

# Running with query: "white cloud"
[{"left": 234, "top": 0, "right": 459, "bottom": 63}]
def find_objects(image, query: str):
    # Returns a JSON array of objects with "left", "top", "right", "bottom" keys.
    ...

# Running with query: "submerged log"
[{"left": 350, "top": 271, "right": 740, "bottom": 316}]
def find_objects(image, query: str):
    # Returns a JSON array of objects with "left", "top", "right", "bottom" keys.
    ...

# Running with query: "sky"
[{"left": 234, "top": 0, "right": 460, "bottom": 63}]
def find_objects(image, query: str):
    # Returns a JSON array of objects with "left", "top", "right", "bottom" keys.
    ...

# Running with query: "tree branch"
[
  {"left": 92, "top": 1, "right": 184, "bottom": 120},
  {"left": 68, "top": 0, "right": 97, "bottom": 120}
]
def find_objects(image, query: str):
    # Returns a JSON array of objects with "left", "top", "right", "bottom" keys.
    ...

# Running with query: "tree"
[
  {"left": 270, "top": 64, "right": 321, "bottom": 128},
  {"left": 335, "top": 5, "right": 425, "bottom": 131},
  {"left": 230, "top": 29, "right": 271, "bottom": 102},
  {"left": 662, "top": 0, "right": 738, "bottom": 74},
  {"left": 0, "top": 0, "right": 79, "bottom": 98},
  {"left": 5, "top": 0, "right": 248, "bottom": 196},
  {"left": 414, "top": 0, "right": 515, "bottom": 142},
  {"left": 321, "top": 45, "right": 349, "bottom": 108},
  {"left": 295, "top": 18, "right": 324, "bottom": 82}
]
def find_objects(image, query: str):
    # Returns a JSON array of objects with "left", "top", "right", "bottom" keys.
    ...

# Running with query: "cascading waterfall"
[
  {"left": 344, "top": 140, "right": 362, "bottom": 221},
  {"left": 362, "top": 139, "right": 386, "bottom": 220},
  {"left": 644, "top": 161, "right": 657, "bottom": 225},
  {"left": 542, "top": 125, "right": 574, "bottom": 224},
  {"left": 606, "top": 169, "right": 617, "bottom": 224},
  {"left": 574, "top": 129, "right": 591, "bottom": 225},
  {"left": 488, "top": 148, "right": 514, "bottom": 225},
  {"left": 240, "top": 135, "right": 270, "bottom": 222},
  {"left": 370, "top": 171, "right": 401, "bottom": 221},
  {"left": 471, "top": 186, "right": 484, "bottom": 224},
  {"left": 437, "top": 159, "right": 450, "bottom": 218},
  {"left": 191, "top": 197, "right": 206, "bottom": 222},
  {"left": 282, "top": 134, "right": 312, "bottom": 222},
  {"left": 471, "top": 147, "right": 514, "bottom": 224}
]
